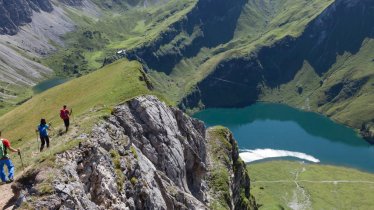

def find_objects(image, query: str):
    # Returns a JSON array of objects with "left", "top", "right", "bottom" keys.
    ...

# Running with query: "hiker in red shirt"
[
  {"left": 60, "top": 105, "right": 71, "bottom": 133},
  {"left": 0, "top": 131, "right": 20, "bottom": 184}
]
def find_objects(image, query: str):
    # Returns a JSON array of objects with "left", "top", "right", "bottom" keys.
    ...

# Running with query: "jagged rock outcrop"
[{"left": 12, "top": 95, "right": 256, "bottom": 209}]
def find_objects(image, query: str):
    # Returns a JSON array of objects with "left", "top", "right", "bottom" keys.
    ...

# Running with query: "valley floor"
[{"left": 248, "top": 161, "right": 374, "bottom": 210}]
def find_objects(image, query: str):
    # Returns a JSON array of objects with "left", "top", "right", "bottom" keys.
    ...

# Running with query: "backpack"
[
  {"left": 0, "top": 140, "right": 7, "bottom": 159},
  {"left": 60, "top": 109, "right": 69, "bottom": 119}
]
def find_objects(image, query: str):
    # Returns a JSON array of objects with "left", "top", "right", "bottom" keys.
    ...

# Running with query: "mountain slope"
[
  {"left": 0, "top": 0, "right": 176, "bottom": 114},
  {"left": 0, "top": 0, "right": 53, "bottom": 35},
  {"left": 123, "top": 0, "right": 334, "bottom": 103},
  {"left": 176, "top": 0, "right": 374, "bottom": 136},
  {"left": 0, "top": 0, "right": 96, "bottom": 111},
  {"left": 2, "top": 0, "right": 373, "bottom": 135}
]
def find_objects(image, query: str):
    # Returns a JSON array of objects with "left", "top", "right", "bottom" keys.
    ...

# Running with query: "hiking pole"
[
  {"left": 49, "top": 123, "right": 56, "bottom": 138},
  {"left": 71, "top": 108, "right": 74, "bottom": 124},
  {"left": 49, "top": 123, "right": 56, "bottom": 131},
  {"left": 36, "top": 131, "right": 40, "bottom": 152},
  {"left": 18, "top": 150, "right": 25, "bottom": 171}
]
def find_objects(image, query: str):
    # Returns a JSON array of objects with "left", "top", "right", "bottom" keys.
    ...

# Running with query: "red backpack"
[{"left": 60, "top": 109, "right": 69, "bottom": 120}]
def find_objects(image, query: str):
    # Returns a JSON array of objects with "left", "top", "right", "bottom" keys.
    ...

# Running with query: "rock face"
[
  {"left": 58, "top": 0, "right": 83, "bottom": 6},
  {"left": 0, "top": 0, "right": 53, "bottom": 35},
  {"left": 13, "top": 95, "right": 256, "bottom": 209}
]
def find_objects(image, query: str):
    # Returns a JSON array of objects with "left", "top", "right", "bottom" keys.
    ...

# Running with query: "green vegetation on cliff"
[
  {"left": 207, "top": 126, "right": 257, "bottom": 210},
  {"left": 248, "top": 161, "right": 374, "bottom": 209},
  {"left": 207, "top": 127, "right": 233, "bottom": 209}
]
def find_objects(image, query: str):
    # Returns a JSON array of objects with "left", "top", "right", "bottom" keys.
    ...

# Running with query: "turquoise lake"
[
  {"left": 194, "top": 103, "right": 374, "bottom": 172},
  {"left": 33, "top": 77, "right": 70, "bottom": 94}
]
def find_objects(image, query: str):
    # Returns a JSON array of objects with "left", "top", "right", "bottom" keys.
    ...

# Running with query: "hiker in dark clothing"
[
  {"left": 60, "top": 105, "right": 71, "bottom": 132},
  {"left": 36, "top": 119, "right": 51, "bottom": 152},
  {"left": 0, "top": 131, "right": 20, "bottom": 184}
]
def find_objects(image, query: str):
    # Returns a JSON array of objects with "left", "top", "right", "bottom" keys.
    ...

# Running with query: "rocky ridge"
[{"left": 11, "top": 95, "right": 256, "bottom": 209}]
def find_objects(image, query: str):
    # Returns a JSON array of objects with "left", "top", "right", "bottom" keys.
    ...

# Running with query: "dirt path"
[
  {"left": 253, "top": 180, "right": 374, "bottom": 184},
  {"left": 0, "top": 183, "right": 14, "bottom": 209},
  {"left": 288, "top": 167, "right": 312, "bottom": 210}
]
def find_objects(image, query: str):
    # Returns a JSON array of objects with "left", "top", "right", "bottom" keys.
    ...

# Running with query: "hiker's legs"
[
  {"left": 4, "top": 159, "right": 14, "bottom": 180},
  {"left": 45, "top": 136, "right": 50, "bottom": 148},
  {"left": 0, "top": 160, "right": 6, "bottom": 182},
  {"left": 40, "top": 136, "right": 46, "bottom": 152},
  {"left": 64, "top": 119, "right": 70, "bottom": 132}
]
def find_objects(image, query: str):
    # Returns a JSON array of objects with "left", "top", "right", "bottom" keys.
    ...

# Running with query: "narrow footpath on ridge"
[
  {"left": 0, "top": 183, "right": 14, "bottom": 209},
  {"left": 0, "top": 118, "right": 84, "bottom": 209}
]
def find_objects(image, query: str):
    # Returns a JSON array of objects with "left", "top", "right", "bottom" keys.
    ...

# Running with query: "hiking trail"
[
  {"left": 0, "top": 183, "right": 14, "bottom": 209},
  {"left": 0, "top": 119, "right": 83, "bottom": 209}
]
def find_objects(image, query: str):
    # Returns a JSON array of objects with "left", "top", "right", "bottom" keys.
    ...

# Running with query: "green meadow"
[{"left": 248, "top": 161, "right": 374, "bottom": 210}]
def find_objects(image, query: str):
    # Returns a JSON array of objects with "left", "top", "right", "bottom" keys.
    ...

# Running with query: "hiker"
[
  {"left": 0, "top": 131, "right": 20, "bottom": 184},
  {"left": 60, "top": 105, "right": 71, "bottom": 132},
  {"left": 36, "top": 119, "right": 51, "bottom": 152}
]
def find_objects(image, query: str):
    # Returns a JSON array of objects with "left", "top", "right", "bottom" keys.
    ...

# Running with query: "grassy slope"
[
  {"left": 0, "top": 83, "right": 33, "bottom": 116},
  {"left": 44, "top": 0, "right": 196, "bottom": 76},
  {"left": 151, "top": 0, "right": 334, "bottom": 103},
  {"left": 260, "top": 38, "right": 374, "bottom": 130},
  {"left": 248, "top": 161, "right": 374, "bottom": 210},
  {"left": 42, "top": 0, "right": 334, "bottom": 105},
  {"left": 0, "top": 0, "right": 194, "bottom": 115},
  {"left": 0, "top": 59, "right": 161, "bottom": 169}
]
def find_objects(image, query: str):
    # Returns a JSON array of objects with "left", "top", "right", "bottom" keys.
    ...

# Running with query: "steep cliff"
[
  {"left": 206, "top": 126, "right": 256, "bottom": 209},
  {"left": 10, "top": 96, "right": 256, "bottom": 209}
]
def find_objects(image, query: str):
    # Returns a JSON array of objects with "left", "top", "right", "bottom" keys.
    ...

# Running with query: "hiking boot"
[
  {"left": 6, "top": 178, "right": 13, "bottom": 183},
  {"left": 0, "top": 182, "right": 6, "bottom": 185}
]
